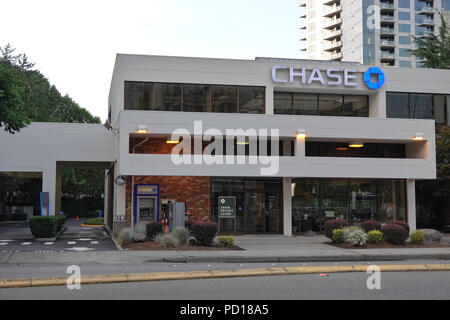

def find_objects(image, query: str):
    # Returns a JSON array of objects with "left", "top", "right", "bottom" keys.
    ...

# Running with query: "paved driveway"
[{"left": 0, "top": 219, "right": 117, "bottom": 252}]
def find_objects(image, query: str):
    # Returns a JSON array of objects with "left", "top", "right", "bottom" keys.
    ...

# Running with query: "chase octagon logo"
[{"left": 364, "top": 67, "right": 385, "bottom": 90}]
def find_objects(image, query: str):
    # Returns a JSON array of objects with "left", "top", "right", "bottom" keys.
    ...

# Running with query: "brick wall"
[{"left": 125, "top": 175, "right": 211, "bottom": 224}]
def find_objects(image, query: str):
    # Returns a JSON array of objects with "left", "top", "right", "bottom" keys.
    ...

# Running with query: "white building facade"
[{"left": 1, "top": 54, "right": 450, "bottom": 235}]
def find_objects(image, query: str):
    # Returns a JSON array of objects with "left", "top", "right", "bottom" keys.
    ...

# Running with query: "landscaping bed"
[
  {"left": 327, "top": 241, "right": 450, "bottom": 249},
  {"left": 122, "top": 242, "right": 243, "bottom": 251}
]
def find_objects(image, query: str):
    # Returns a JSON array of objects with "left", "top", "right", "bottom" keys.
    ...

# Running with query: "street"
[{"left": 0, "top": 270, "right": 449, "bottom": 300}]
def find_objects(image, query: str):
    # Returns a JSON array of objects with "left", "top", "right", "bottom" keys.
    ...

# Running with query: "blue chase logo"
[{"left": 364, "top": 67, "right": 385, "bottom": 90}]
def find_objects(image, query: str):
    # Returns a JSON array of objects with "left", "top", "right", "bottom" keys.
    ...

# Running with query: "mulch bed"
[
  {"left": 122, "top": 241, "right": 244, "bottom": 251},
  {"left": 327, "top": 241, "right": 450, "bottom": 249}
]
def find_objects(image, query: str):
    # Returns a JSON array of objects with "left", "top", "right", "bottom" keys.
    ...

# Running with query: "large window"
[
  {"left": 387, "top": 92, "right": 448, "bottom": 122},
  {"left": 306, "top": 142, "right": 406, "bottom": 158},
  {"left": 124, "top": 81, "right": 265, "bottom": 114},
  {"left": 291, "top": 179, "right": 407, "bottom": 233},
  {"left": 274, "top": 93, "right": 368, "bottom": 117}
]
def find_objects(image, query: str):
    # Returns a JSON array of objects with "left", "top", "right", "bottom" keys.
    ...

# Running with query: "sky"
[{"left": 0, "top": 0, "right": 302, "bottom": 122}]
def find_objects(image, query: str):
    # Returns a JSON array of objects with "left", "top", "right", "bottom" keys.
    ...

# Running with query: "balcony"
[
  {"left": 330, "top": 52, "right": 343, "bottom": 60},
  {"left": 380, "top": 2, "right": 395, "bottom": 12},
  {"left": 380, "top": 27, "right": 395, "bottom": 34},
  {"left": 418, "top": 6, "right": 435, "bottom": 15},
  {"left": 324, "top": 40, "right": 342, "bottom": 51},
  {"left": 417, "top": 30, "right": 434, "bottom": 38},
  {"left": 417, "top": 17, "right": 435, "bottom": 26},
  {"left": 323, "top": 0, "right": 340, "bottom": 5},
  {"left": 323, "top": 4, "right": 341, "bottom": 17},
  {"left": 324, "top": 17, "right": 342, "bottom": 29},
  {"left": 380, "top": 15, "right": 395, "bottom": 24},
  {"left": 380, "top": 40, "right": 396, "bottom": 48},
  {"left": 300, "top": 1, "right": 306, "bottom": 7},
  {"left": 323, "top": 29, "right": 342, "bottom": 40},
  {"left": 380, "top": 51, "right": 395, "bottom": 60}
]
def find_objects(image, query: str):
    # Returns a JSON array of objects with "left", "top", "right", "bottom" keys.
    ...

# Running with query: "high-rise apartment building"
[{"left": 300, "top": 0, "right": 450, "bottom": 67}]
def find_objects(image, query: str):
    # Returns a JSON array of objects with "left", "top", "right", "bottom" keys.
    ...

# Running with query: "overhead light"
[
  {"left": 136, "top": 125, "right": 148, "bottom": 134},
  {"left": 349, "top": 140, "right": 364, "bottom": 148},
  {"left": 296, "top": 129, "right": 307, "bottom": 138},
  {"left": 166, "top": 139, "right": 180, "bottom": 144},
  {"left": 413, "top": 132, "right": 424, "bottom": 141},
  {"left": 236, "top": 137, "right": 250, "bottom": 145},
  {"left": 336, "top": 147, "right": 349, "bottom": 151}
]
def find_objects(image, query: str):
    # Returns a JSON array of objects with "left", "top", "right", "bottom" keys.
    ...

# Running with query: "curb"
[
  {"left": 0, "top": 263, "right": 449, "bottom": 289},
  {"left": 103, "top": 225, "right": 123, "bottom": 252}
]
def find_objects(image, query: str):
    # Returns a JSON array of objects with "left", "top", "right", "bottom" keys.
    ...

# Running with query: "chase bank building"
[{"left": 1, "top": 54, "right": 450, "bottom": 235}]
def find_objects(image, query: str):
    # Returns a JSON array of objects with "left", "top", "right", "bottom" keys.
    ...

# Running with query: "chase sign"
[{"left": 364, "top": 67, "right": 385, "bottom": 90}]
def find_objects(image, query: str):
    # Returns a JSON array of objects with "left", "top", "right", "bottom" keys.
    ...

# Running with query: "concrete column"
[
  {"left": 42, "top": 161, "right": 56, "bottom": 216},
  {"left": 265, "top": 85, "right": 274, "bottom": 115},
  {"left": 407, "top": 179, "right": 417, "bottom": 232},
  {"left": 369, "top": 89, "right": 387, "bottom": 118},
  {"left": 282, "top": 177, "right": 292, "bottom": 236},
  {"left": 55, "top": 164, "right": 62, "bottom": 216},
  {"left": 103, "top": 169, "right": 109, "bottom": 225},
  {"left": 295, "top": 135, "right": 306, "bottom": 157}
]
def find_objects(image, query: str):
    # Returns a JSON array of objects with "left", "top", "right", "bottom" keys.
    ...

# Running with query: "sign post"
[{"left": 218, "top": 196, "right": 237, "bottom": 233}]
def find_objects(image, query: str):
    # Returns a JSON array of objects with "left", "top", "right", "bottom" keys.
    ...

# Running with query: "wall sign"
[
  {"left": 364, "top": 67, "right": 385, "bottom": 90},
  {"left": 218, "top": 196, "right": 236, "bottom": 218},
  {"left": 272, "top": 66, "right": 358, "bottom": 87}
]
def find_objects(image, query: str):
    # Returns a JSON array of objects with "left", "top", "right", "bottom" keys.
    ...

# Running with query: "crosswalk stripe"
[
  {"left": 21, "top": 242, "right": 31, "bottom": 245},
  {"left": 68, "top": 241, "right": 76, "bottom": 245},
  {"left": 44, "top": 242, "right": 53, "bottom": 245},
  {"left": 90, "top": 241, "right": 99, "bottom": 244}
]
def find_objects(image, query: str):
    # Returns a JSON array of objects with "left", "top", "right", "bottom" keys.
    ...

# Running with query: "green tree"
[{"left": 409, "top": 12, "right": 450, "bottom": 69}]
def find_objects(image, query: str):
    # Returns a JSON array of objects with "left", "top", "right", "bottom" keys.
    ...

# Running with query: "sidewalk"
[{"left": 1, "top": 235, "right": 449, "bottom": 265}]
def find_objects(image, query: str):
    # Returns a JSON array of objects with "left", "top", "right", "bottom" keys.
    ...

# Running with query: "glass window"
[
  {"left": 399, "top": 36, "right": 411, "bottom": 45},
  {"left": 211, "top": 86, "right": 237, "bottom": 113},
  {"left": 321, "top": 179, "right": 349, "bottom": 223},
  {"left": 387, "top": 92, "right": 409, "bottom": 118},
  {"left": 399, "top": 24, "right": 411, "bottom": 33},
  {"left": 124, "top": 81, "right": 153, "bottom": 110},
  {"left": 291, "top": 179, "right": 321, "bottom": 232},
  {"left": 378, "top": 180, "right": 406, "bottom": 223},
  {"left": 153, "top": 83, "right": 182, "bottom": 111},
  {"left": 239, "top": 87, "right": 265, "bottom": 114},
  {"left": 410, "top": 93, "right": 433, "bottom": 119},
  {"left": 398, "top": 11, "right": 411, "bottom": 20},
  {"left": 182, "top": 84, "right": 208, "bottom": 112},
  {"left": 399, "top": 60, "right": 412, "bottom": 67},
  {"left": 319, "top": 94, "right": 342, "bottom": 116},
  {"left": 349, "top": 180, "right": 378, "bottom": 222},
  {"left": 293, "top": 93, "right": 317, "bottom": 115},
  {"left": 433, "top": 95, "right": 447, "bottom": 124},
  {"left": 343, "top": 95, "right": 368, "bottom": 117},
  {"left": 399, "top": 48, "right": 411, "bottom": 57},
  {"left": 274, "top": 92, "right": 292, "bottom": 114},
  {"left": 398, "top": 0, "right": 411, "bottom": 8}
]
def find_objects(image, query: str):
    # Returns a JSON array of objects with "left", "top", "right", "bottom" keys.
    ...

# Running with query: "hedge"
[
  {"left": 191, "top": 221, "right": 218, "bottom": 246},
  {"left": 146, "top": 222, "right": 163, "bottom": 241},
  {"left": 361, "top": 220, "right": 382, "bottom": 233},
  {"left": 324, "top": 219, "right": 349, "bottom": 239},
  {"left": 29, "top": 216, "right": 58, "bottom": 238},
  {"left": 382, "top": 223, "right": 408, "bottom": 244}
]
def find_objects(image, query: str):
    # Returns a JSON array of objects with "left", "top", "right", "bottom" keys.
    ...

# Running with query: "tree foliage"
[
  {"left": 409, "top": 12, "right": 450, "bottom": 69},
  {"left": 0, "top": 43, "right": 100, "bottom": 134}
]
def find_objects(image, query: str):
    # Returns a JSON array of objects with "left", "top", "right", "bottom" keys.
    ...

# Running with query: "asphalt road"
[{"left": 0, "top": 269, "right": 449, "bottom": 300}]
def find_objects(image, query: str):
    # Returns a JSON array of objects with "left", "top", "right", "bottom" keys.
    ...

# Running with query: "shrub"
[
  {"left": 155, "top": 233, "right": 179, "bottom": 248},
  {"left": 218, "top": 236, "right": 235, "bottom": 248},
  {"left": 118, "top": 227, "right": 134, "bottom": 244},
  {"left": 361, "top": 220, "right": 382, "bottom": 233},
  {"left": 332, "top": 229, "right": 344, "bottom": 243},
  {"left": 185, "top": 220, "right": 193, "bottom": 231},
  {"left": 29, "top": 216, "right": 58, "bottom": 238},
  {"left": 84, "top": 217, "right": 104, "bottom": 225},
  {"left": 171, "top": 227, "right": 191, "bottom": 245},
  {"left": 191, "top": 221, "right": 218, "bottom": 246},
  {"left": 342, "top": 227, "right": 368, "bottom": 247},
  {"left": 410, "top": 229, "right": 425, "bottom": 244},
  {"left": 324, "top": 219, "right": 349, "bottom": 239},
  {"left": 382, "top": 223, "right": 408, "bottom": 244},
  {"left": 390, "top": 221, "right": 410, "bottom": 234},
  {"left": 56, "top": 215, "right": 66, "bottom": 231},
  {"left": 368, "top": 230, "right": 383, "bottom": 244},
  {"left": 146, "top": 222, "right": 162, "bottom": 241}
]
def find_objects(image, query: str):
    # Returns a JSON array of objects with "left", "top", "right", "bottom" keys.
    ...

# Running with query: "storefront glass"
[{"left": 291, "top": 179, "right": 406, "bottom": 233}]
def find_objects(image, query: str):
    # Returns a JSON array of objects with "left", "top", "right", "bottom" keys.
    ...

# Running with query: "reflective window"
[
  {"left": 343, "top": 95, "right": 369, "bottom": 117},
  {"left": 398, "top": 0, "right": 411, "bottom": 8},
  {"left": 410, "top": 93, "right": 433, "bottom": 119},
  {"left": 433, "top": 95, "right": 447, "bottom": 124},
  {"left": 399, "top": 24, "right": 411, "bottom": 32},
  {"left": 399, "top": 60, "right": 412, "bottom": 67},
  {"left": 399, "top": 36, "right": 411, "bottom": 45},
  {"left": 211, "top": 86, "right": 237, "bottom": 113},
  {"left": 154, "top": 83, "right": 182, "bottom": 111},
  {"left": 398, "top": 11, "right": 411, "bottom": 20},
  {"left": 124, "top": 82, "right": 153, "bottom": 110},
  {"left": 273, "top": 92, "right": 292, "bottom": 115},
  {"left": 319, "top": 94, "right": 343, "bottom": 116},
  {"left": 238, "top": 87, "right": 265, "bottom": 114},
  {"left": 293, "top": 93, "right": 317, "bottom": 115},
  {"left": 399, "top": 48, "right": 411, "bottom": 57},
  {"left": 183, "top": 85, "right": 208, "bottom": 112},
  {"left": 386, "top": 92, "right": 409, "bottom": 118}
]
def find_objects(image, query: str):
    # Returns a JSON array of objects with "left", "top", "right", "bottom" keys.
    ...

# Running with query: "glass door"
[
  {"left": 264, "top": 192, "right": 281, "bottom": 233},
  {"left": 245, "top": 192, "right": 265, "bottom": 233}
]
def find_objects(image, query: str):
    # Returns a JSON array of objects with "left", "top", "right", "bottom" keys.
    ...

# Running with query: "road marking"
[
  {"left": 0, "top": 240, "right": 13, "bottom": 242},
  {"left": 90, "top": 241, "right": 98, "bottom": 244},
  {"left": 67, "top": 241, "right": 76, "bottom": 245},
  {"left": 77, "top": 238, "right": 92, "bottom": 241},
  {"left": 21, "top": 242, "right": 31, "bottom": 245},
  {"left": 44, "top": 242, "right": 53, "bottom": 245},
  {"left": 0, "top": 243, "right": 7, "bottom": 246},
  {"left": 65, "top": 247, "right": 94, "bottom": 252}
]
